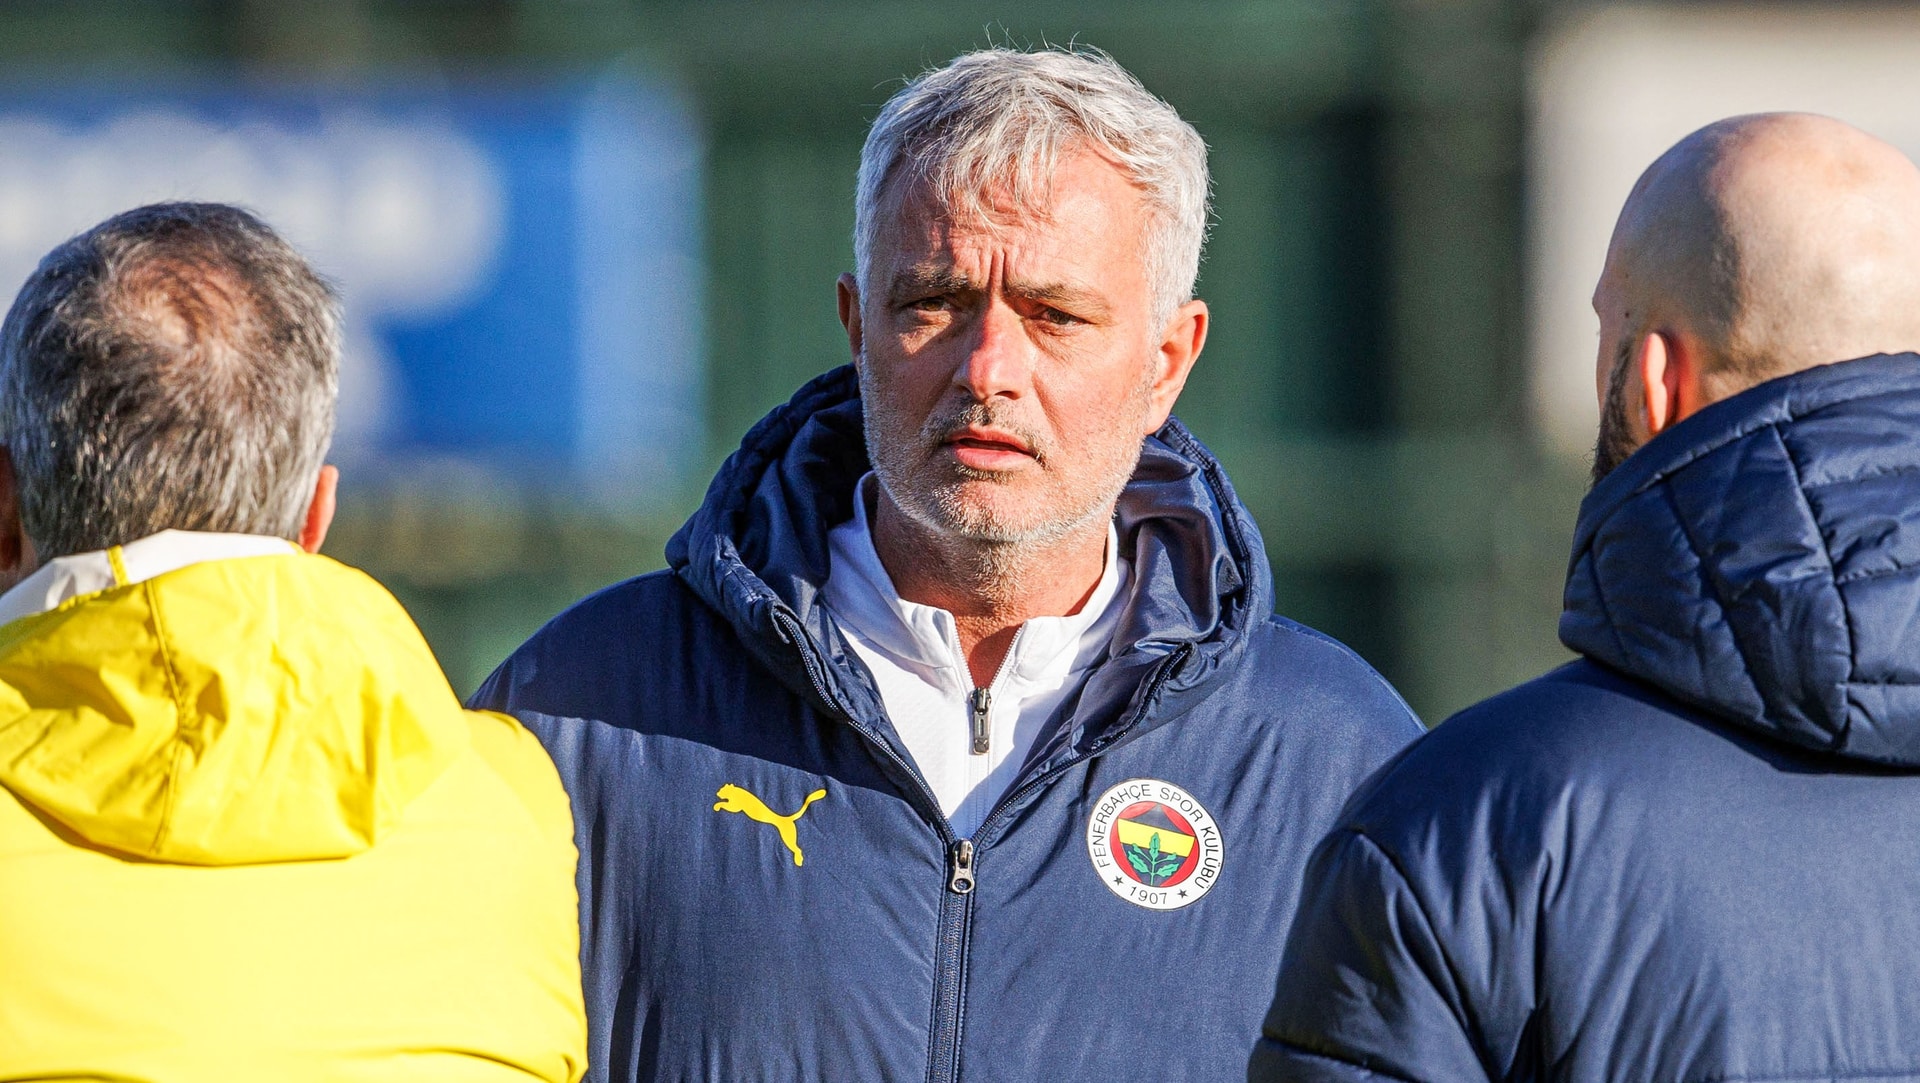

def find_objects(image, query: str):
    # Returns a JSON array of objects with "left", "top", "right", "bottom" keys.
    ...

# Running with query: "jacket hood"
[
  {"left": 1563, "top": 352, "right": 1920, "bottom": 765},
  {"left": 667, "top": 366, "right": 1270, "bottom": 755},
  {"left": 0, "top": 553, "right": 469, "bottom": 864}
]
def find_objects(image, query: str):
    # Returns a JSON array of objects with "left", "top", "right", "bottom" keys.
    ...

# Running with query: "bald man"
[{"left": 1251, "top": 113, "right": 1920, "bottom": 1082}]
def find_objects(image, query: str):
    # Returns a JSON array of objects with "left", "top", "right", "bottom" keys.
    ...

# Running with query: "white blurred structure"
[
  {"left": 1529, "top": 5, "right": 1920, "bottom": 459},
  {"left": 0, "top": 108, "right": 507, "bottom": 451},
  {"left": 572, "top": 70, "right": 707, "bottom": 509}
]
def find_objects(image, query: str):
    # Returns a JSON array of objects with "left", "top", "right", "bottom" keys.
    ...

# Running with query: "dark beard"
[{"left": 1591, "top": 336, "right": 1640, "bottom": 487}]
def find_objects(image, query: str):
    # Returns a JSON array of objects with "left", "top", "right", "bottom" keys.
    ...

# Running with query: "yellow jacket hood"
[{"left": 0, "top": 552, "right": 469, "bottom": 865}]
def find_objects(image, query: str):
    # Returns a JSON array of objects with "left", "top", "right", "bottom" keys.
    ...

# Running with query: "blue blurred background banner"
[{"left": 0, "top": 72, "right": 706, "bottom": 508}]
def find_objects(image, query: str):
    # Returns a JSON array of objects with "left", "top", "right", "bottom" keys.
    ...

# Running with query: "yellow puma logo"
[{"left": 713, "top": 783, "right": 827, "bottom": 867}]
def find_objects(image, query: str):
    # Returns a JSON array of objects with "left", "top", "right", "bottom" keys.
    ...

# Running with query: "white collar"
[
  {"left": 822, "top": 475, "right": 1127, "bottom": 686},
  {"left": 0, "top": 529, "right": 300, "bottom": 628}
]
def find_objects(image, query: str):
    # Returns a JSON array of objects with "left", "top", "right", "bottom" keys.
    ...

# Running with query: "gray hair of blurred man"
[
  {"left": 0, "top": 202, "right": 339, "bottom": 560},
  {"left": 853, "top": 47, "right": 1211, "bottom": 329}
]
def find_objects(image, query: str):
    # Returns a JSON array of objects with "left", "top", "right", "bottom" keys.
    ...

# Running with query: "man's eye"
[
  {"left": 906, "top": 296, "right": 951, "bottom": 312},
  {"left": 1036, "top": 307, "right": 1083, "bottom": 326}
]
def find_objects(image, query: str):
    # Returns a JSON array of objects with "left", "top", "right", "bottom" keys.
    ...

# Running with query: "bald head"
[{"left": 1602, "top": 113, "right": 1920, "bottom": 390}]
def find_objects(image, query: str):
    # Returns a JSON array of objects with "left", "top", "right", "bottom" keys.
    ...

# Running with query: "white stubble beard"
[{"left": 857, "top": 345, "right": 1152, "bottom": 597}]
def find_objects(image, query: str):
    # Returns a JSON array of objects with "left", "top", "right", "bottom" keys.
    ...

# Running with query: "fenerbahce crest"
[{"left": 1086, "top": 779, "right": 1225, "bottom": 911}]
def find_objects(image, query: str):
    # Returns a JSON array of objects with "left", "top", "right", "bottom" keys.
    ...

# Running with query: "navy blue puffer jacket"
[
  {"left": 473, "top": 367, "right": 1420, "bottom": 1083},
  {"left": 1253, "top": 353, "right": 1920, "bottom": 1082}
]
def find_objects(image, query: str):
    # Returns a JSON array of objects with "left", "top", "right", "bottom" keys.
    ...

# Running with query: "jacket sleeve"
[{"left": 1249, "top": 828, "right": 1495, "bottom": 1083}]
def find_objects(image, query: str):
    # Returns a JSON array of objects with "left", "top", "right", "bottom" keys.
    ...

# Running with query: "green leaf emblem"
[
  {"left": 1119, "top": 831, "right": 1189, "bottom": 887},
  {"left": 1126, "top": 847, "right": 1153, "bottom": 877}
]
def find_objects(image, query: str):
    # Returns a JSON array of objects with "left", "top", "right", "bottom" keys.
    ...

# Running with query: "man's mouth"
[
  {"left": 949, "top": 427, "right": 1033, "bottom": 453},
  {"left": 943, "top": 426, "right": 1038, "bottom": 469}
]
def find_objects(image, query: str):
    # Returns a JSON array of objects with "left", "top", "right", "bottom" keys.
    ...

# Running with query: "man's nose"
[{"left": 955, "top": 298, "right": 1034, "bottom": 400}]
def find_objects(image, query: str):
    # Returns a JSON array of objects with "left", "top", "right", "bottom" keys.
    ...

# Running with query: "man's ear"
[
  {"left": 299, "top": 464, "right": 338, "bottom": 554},
  {"left": 1143, "top": 299, "right": 1209, "bottom": 433},
  {"left": 0, "top": 448, "right": 36, "bottom": 590},
  {"left": 1637, "top": 329, "right": 1707, "bottom": 437},
  {"left": 837, "top": 273, "right": 864, "bottom": 370}
]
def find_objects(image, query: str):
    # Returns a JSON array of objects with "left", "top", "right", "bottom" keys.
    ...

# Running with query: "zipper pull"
[
  {"left": 948, "top": 839, "right": 976, "bottom": 894},
  {"left": 969, "top": 687, "right": 991, "bottom": 755}
]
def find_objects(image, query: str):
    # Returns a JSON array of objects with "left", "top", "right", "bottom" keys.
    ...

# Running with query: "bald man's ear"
[{"left": 1637, "top": 330, "right": 1706, "bottom": 437}]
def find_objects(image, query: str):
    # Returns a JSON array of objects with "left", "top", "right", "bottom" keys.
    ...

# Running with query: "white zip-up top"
[{"left": 821, "top": 475, "right": 1129, "bottom": 837}]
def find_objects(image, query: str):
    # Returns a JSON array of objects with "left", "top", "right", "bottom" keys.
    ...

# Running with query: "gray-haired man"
[
  {"left": 474, "top": 48, "right": 1420, "bottom": 1082},
  {"left": 0, "top": 203, "right": 585, "bottom": 1079}
]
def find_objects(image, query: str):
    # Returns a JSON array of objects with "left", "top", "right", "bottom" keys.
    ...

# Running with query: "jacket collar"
[
  {"left": 0, "top": 530, "right": 298, "bottom": 628},
  {"left": 1564, "top": 352, "right": 1920, "bottom": 764},
  {"left": 667, "top": 365, "right": 1269, "bottom": 757}
]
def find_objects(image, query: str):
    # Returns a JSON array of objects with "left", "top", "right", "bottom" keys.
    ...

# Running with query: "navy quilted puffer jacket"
[
  {"left": 474, "top": 366, "right": 1421, "bottom": 1083},
  {"left": 1254, "top": 353, "right": 1920, "bottom": 1082}
]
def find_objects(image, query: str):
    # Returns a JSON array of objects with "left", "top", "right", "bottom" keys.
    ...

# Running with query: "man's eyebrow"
[
  {"left": 884, "top": 266, "right": 1113, "bottom": 320},
  {"left": 887, "top": 266, "right": 975, "bottom": 302},
  {"left": 1007, "top": 280, "right": 1112, "bottom": 319}
]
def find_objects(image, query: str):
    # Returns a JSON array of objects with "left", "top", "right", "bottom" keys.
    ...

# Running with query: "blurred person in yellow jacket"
[{"left": 0, "top": 202, "right": 587, "bottom": 1082}]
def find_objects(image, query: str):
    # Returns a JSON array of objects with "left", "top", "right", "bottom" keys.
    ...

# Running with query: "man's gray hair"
[
  {"left": 0, "top": 202, "right": 339, "bottom": 559},
  {"left": 854, "top": 47, "right": 1211, "bottom": 327}
]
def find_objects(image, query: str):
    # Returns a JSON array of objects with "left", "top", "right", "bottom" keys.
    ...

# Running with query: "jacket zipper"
[
  {"left": 932, "top": 646, "right": 1190, "bottom": 1083},
  {"left": 947, "top": 838, "right": 976, "bottom": 893},
  {"left": 775, "top": 607, "right": 1190, "bottom": 1083},
  {"left": 967, "top": 625, "right": 1023, "bottom": 756},
  {"left": 770, "top": 608, "right": 973, "bottom": 1083},
  {"left": 929, "top": 838, "right": 975, "bottom": 1083}
]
